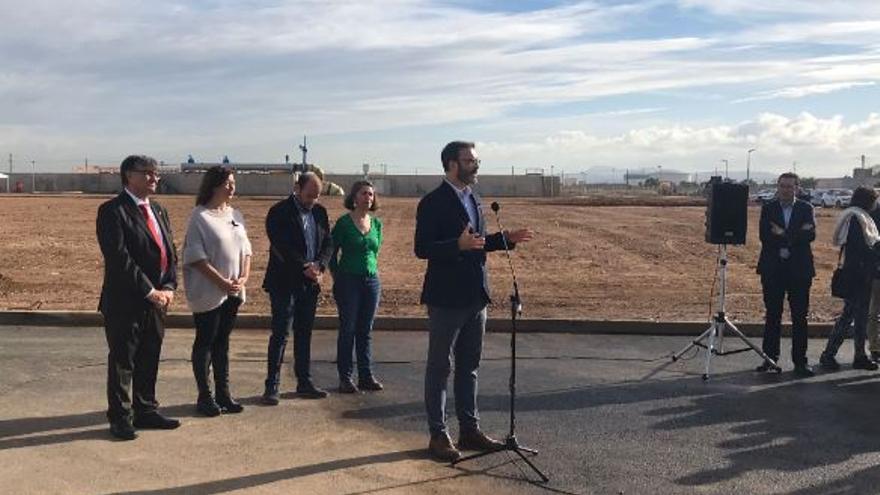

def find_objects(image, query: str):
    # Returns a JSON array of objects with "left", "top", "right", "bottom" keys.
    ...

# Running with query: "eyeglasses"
[
  {"left": 458, "top": 158, "right": 481, "bottom": 167},
  {"left": 130, "top": 169, "right": 160, "bottom": 178}
]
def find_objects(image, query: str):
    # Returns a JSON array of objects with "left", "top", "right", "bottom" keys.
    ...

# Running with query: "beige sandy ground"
[{"left": 0, "top": 194, "right": 845, "bottom": 322}]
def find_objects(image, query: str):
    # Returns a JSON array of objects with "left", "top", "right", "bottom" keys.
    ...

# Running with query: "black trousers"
[
  {"left": 761, "top": 271, "right": 812, "bottom": 366},
  {"left": 192, "top": 296, "right": 242, "bottom": 399},
  {"left": 103, "top": 306, "right": 165, "bottom": 423}
]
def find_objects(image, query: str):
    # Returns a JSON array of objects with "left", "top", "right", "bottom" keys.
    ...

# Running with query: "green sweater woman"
[{"left": 331, "top": 180, "right": 384, "bottom": 393}]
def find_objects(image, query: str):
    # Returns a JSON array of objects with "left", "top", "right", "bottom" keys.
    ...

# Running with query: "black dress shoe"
[
  {"left": 853, "top": 356, "right": 879, "bottom": 370},
  {"left": 358, "top": 376, "right": 384, "bottom": 391},
  {"left": 755, "top": 360, "right": 776, "bottom": 372},
  {"left": 261, "top": 389, "right": 280, "bottom": 406},
  {"left": 338, "top": 379, "right": 359, "bottom": 394},
  {"left": 133, "top": 412, "right": 181, "bottom": 430},
  {"left": 216, "top": 396, "right": 244, "bottom": 414},
  {"left": 196, "top": 397, "right": 222, "bottom": 417},
  {"left": 871, "top": 351, "right": 880, "bottom": 363},
  {"left": 109, "top": 420, "right": 137, "bottom": 441},
  {"left": 296, "top": 382, "right": 329, "bottom": 399},
  {"left": 793, "top": 364, "right": 815, "bottom": 378},
  {"left": 820, "top": 354, "right": 841, "bottom": 371}
]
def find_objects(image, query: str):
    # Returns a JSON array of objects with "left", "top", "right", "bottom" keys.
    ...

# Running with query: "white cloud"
[
  {"left": 478, "top": 112, "right": 880, "bottom": 177},
  {"left": 734, "top": 81, "right": 877, "bottom": 102},
  {"left": 0, "top": 0, "right": 879, "bottom": 176}
]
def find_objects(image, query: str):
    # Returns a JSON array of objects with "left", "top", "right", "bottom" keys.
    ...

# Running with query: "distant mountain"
[{"left": 569, "top": 166, "right": 781, "bottom": 184}]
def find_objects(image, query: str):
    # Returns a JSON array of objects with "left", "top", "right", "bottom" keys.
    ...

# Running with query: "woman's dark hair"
[
  {"left": 195, "top": 166, "right": 233, "bottom": 206},
  {"left": 344, "top": 180, "right": 378, "bottom": 211},
  {"left": 851, "top": 186, "right": 878, "bottom": 212}
]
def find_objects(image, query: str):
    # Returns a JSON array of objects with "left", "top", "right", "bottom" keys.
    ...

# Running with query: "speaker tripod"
[{"left": 671, "top": 244, "right": 781, "bottom": 380}]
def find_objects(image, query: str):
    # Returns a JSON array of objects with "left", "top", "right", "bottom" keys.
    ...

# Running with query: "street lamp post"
[
  {"left": 746, "top": 148, "right": 756, "bottom": 184},
  {"left": 31, "top": 160, "right": 35, "bottom": 193},
  {"left": 721, "top": 159, "right": 729, "bottom": 179}
]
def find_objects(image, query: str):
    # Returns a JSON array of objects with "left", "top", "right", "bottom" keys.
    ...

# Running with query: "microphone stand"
[{"left": 452, "top": 202, "right": 549, "bottom": 483}]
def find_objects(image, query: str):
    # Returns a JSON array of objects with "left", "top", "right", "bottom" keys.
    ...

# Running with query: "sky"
[{"left": 2, "top": 0, "right": 880, "bottom": 178}]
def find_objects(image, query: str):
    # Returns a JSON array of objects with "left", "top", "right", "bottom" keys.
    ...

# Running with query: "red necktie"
[{"left": 138, "top": 204, "right": 168, "bottom": 273}]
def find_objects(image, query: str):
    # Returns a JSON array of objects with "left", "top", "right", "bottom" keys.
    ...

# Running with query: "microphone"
[{"left": 491, "top": 201, "right": 500, "bottom": 213}]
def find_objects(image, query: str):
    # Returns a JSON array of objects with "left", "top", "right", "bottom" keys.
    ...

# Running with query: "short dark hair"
[
  {"left": 344, "top": 180, "right": 378, "bottom": 211},
  {"left": 119, "top": 155, "right": 158, "bottom": 186},
  {"left": 778, "top": 172, "right": 800, "bottom": 185},
  {"left": 296, "top": 171, "right": 321, "bottom": 189},
  {"left": 440, "top": 141, "right": 475, "bottom": 172},
  {"left": 851, "top": 186, "right": 878, "bottom": 211},
  {"left": 195, "top": 166, "right": 233, "bottom": 206}
]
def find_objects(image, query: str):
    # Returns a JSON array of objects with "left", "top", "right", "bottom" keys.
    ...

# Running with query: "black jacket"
[
  {"left": 96, "top": 192, "right": 177, "bottom": 317},
  {"left": 757, "top": 198, "right": 816, "bottom": 280},
  {"left": 414, "top": 181, "right": 513, "bottom": 308},
  {"left": 262, "top": 195, "right": 333, "bottom": 292}
]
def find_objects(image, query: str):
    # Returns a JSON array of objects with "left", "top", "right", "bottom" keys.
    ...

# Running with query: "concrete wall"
[{"left": 4, "top": 172, "right": 559, "bottom": 197}]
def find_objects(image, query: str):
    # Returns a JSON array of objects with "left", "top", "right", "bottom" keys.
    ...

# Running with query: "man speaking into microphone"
[{"left": 414, "top": 141, "right": 534, "bottom": 462}]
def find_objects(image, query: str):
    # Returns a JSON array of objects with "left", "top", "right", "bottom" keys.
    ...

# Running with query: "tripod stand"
[
  {"left": 671, "top": 244, "right": 781, "bottom": 380},
  {"left": 452, "top": 202, "right": 549, "bottom": 483}
]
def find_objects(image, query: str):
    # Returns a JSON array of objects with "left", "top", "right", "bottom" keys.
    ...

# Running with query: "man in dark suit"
[
  {"left": 96, "top": 155, "right": 180, "bottom": 440},
  {"left": 756, "top": 172, "right": 816, "bottom": 377},
  {"left": 261, "top": 172, "right": 334, "bottom": 403},
  {"left": 415, "top": 141, "right": 534, "bottom": 462}
]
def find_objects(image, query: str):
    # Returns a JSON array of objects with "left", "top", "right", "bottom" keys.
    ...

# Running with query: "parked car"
[
  {"left": 820, "top": 189, "right": 853, "bottom": 208},
  {"left": 797, "top": 188, "right": 813, "bottom": 203},
  {"left": 810, "top": 189, "right": 828, "bottom": 207},
  {"left": 749, "top": 189, "right": 776, "bottom": 204}
]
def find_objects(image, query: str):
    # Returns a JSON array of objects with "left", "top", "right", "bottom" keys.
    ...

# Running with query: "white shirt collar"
[
  {"left": 124, "top": 187, "right": 150, "bottom": 207},
  {"left": 444, "top": 178, "right": 471, "bottom": 197}
]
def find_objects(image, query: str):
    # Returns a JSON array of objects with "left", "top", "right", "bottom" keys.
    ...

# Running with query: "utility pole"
[
  {"left": 31, "top": 160, "right": 35, "bottom": 193},
  {"left": 7, "top": 153, "right": 11, "bottom": 176},
  {"left": 746, "top": 148, "right": 756, "bottom": 184},
  {"left": 298, "top": 135, "right": 308, "bottom": 169}
]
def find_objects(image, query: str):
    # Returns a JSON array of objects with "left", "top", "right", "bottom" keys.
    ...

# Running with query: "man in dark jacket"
[
  {"left": 96, "top": 155, "right": 180, "bottom": 440},
  {"left": 415, "top": 141, "right": 533, "bottom": 461},
  {"left": 756, "top": 172, "right": 816, "bottom": 377},
  {"left": 261, "top": 172, "right": 334, "bottom": 403}
]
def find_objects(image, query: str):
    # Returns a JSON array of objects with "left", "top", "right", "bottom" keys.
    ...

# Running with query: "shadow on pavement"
[
  {"left": 105, "top": 448, "right": 428, "bottom": 495},
  {"left": 0, "top": 395, "right": 266, "bottom": 450}
]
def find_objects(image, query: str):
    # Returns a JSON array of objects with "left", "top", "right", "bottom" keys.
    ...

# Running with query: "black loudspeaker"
[{"left": 705, "top": 182, "right": 748, "bottom": 245}]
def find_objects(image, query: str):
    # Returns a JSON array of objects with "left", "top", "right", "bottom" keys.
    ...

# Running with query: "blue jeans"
[
  {"left": 424, "top": 304, "right": 487, "bottom": 436},
  {"left": 264, "top": 286, "right": 319, "bottom": 393},
  {"left": 333, "top": 273, "right": 381, "bottom": 381}
]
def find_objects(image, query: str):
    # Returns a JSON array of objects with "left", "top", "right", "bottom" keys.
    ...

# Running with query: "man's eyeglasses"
[
  {"left": 458, "top": 158, "right": 481, "bottom": 167},
  {"left": 130, "top": 169, "right": 160, "bottom": 178}
]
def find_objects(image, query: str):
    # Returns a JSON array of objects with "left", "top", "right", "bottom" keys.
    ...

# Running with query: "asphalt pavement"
[{"left": 2, "top": 325, "right": 880, "bottom": 494}]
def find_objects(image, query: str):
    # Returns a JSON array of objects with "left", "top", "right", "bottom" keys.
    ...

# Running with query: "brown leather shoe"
[
  {"left": 458, "top": 428, "right": 505, "bottom": 452},
  {"left": 428, "top": 432, "right": 462, "bottom": 462}
]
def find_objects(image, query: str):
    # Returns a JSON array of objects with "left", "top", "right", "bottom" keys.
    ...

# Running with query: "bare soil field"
[{"left": 0, "top": 193, "right": 844, "bottom": 322}]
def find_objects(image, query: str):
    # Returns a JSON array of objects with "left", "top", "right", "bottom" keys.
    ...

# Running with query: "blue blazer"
[
  {"left": 262, "top": 195, "right": 333, "bottom": 293},
  {"left": 756, "top": 198, "right": 816, "bottom": 280},
  {"left": 414, "top": 181, "right": 514, "bottom": 308}
]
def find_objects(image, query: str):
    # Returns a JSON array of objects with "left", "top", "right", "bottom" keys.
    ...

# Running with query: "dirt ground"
[{"left": 0, "top": 193, "right": 844, "bottom": 322}]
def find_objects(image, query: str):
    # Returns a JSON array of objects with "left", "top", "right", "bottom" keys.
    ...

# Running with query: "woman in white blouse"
[{"left": 183, "top": 166, "right": 252, "bottom": 417}]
